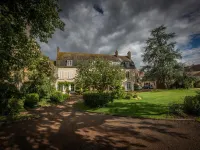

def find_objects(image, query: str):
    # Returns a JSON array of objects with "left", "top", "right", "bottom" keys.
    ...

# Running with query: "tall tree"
[
  {"left": 0, "top": 0, "right": 64, "bottom": 82},
  {"left": 75, "top": 58, "right": 125, "bottom": 92},
  {"left": 142, "top": 25, "right": 182, "bottom": 88}
]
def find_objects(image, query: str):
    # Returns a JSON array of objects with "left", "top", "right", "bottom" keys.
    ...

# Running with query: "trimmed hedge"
[
  {"left": 24, "top": 93, "right": 39, "bottom": 108},
  {"left": 183, "top": 93, "right": 200, "bottom": 116},
  {"left": 83, "top": 92, "right": 114, "bottom": 108}
]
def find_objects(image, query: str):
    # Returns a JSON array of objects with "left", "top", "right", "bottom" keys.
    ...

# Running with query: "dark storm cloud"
[{"left": 39, "top": 0, "right": 200, "bottom": 68}]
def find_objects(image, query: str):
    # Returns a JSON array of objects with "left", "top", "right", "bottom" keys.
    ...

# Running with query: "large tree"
[
  {"left": 0, "top": 0, "right": 64, "bottom": 82},
  {"left": 75, "top": 58, "right": 125, "bottom": 92},
  {"left": 142, "top": 25, "right": 182, "bottom": 88}
]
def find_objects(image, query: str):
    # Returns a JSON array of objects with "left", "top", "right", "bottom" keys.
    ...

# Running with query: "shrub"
[
  {"left": 24, "top": 93, "right": 39, "bottom": 108},
  {"left": 134, "top": 83, "right": 141, "bottom": 91},
  {"left": 112, "top": 86, "right": 126, "bottom": 99},
  {"left": 183, "top": 93, "right": 200, "bottom": 115},
  {"left": 168, "top": 103, "right": 184, "bottom": 116},
  {"left": 83, "top": 92, "right": 114, "bottom": 108},
  {"left": 50, "top": 91, "right": 64, "bottom": 103},
  {"left": 194, "top": 80, "right": 200, "bottom": 88},
  {"left": 125, "top": 92, "right": 132, "bottom": 99},
  {"left": 7, "top": 98, "right": 24, "bottom": 116},
  {"left": 63, "top": 93, "right": 69, "bottom": 101},
  {"left": 0, "top": 83, "right": 22, "bottom": 115}
]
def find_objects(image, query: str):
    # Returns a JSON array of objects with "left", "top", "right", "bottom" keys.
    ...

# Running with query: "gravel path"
[{"left": 0, "top": 96, "right": 200, "bottom": 150}]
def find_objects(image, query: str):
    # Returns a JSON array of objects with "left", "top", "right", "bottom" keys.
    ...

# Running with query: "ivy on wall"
[{"left": 57, "top": 81, "right": 74, "bottom": 92}]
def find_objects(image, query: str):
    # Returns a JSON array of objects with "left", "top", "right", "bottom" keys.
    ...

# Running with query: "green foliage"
[
  {"left": 134, "top": 83, "right": 142, "bottom": 90},
  {"left": 75, "top": 58, "right": 125, "bottom": 92},
  {"left": 57, "top": 81, "right": 72, "bottom": 93},
  {"left": 50, "top": 91, "right": 68, "bottom": 103},
  {"left": 112, "top": 86, "right": 126, "bottom": 99},
  {"left": 83, "top": 92, "right": 114, "bottom": 108},
  {"left": 168, "top": 103, "right": 184, "bottom": 116},
  {"left": 194, "top": 80, "right": 200, "bottom": 88},
  {"left": 0, "top": 82, "right": 22, "bottom": 115},
  {"left": 183, "top": 92, "right": 200, "bottom": 116},
  {"left": 7, "top": 98, "right": 24, "bottom": 116},
  {"left": 142, "top": 25, "right": 182, "bottom": 88},
  {"left": 0, "top": 0, "right": 64, "bottom": 99},
  {"left": 125, "top": 92, "right": 132, "bottom": 99},
  {"left": 24, "top": 93, "right": 39, "bottom": 108},
  {"left": 76, "top": 89, "right": 198, "bottom": 119},
  {"left": 63, "top": 93, "right": 69, "bottom": 101},
  {"left": 21, "top": 55, "right": 56, "bottom": 98}
]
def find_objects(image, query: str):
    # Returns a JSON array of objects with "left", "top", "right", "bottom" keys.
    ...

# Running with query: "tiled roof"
[
  {"left": 57, "top": 52, "right": 131, "bottom": 62},
  {"left": 185, "top": 64, "right": 200, "bottom": 71},
  {"left": 56, "top": 51, "right": 136, "bottom": 69}
]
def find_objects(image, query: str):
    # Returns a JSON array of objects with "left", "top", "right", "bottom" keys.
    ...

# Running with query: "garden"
[{"left": 75, "top": 89, "right": 200, "bottom": 119}]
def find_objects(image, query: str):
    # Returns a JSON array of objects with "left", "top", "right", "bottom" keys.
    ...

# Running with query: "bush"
[
  {"left": 112, "top": 86, "right": 126, "bottom": 99},
  {"left": 50, "top": 91, "right": 64, "bottom": 103},
  {"left": 134, "top": 83, "right": 142, "bottom": 90},
  {"left": 183, "top": 93, "right": 200, "bottom": 115},
  {"left": 7, "top": 98, "right": 24, "bottom": 116},
  {"left": 63, "top": 93, "right": 69, "bottom": 101},
  {"left": 83, "top": 92, "right": 114, "bottom": 108},
  {"left": 24, "top": 93, "right": 39, "bottom": 108},
  {"left": 0, "top": 83, "right": 22, "bottom": 115},
  {"left": 168, "top": 103, "right": 184, "bottom": 116},
  {"left": 125, "top": 92, "right": 132, "bottom": 99},
  {"left": 194, "top": 80, "right": 200, "bottom": 88}
]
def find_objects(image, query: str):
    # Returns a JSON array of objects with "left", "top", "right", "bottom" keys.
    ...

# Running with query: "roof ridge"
[{"left": 57, "top": 51, "right": 128, "bottom": 57}]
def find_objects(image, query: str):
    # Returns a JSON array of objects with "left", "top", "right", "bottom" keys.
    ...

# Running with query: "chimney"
[
  {"left": 57, "top": 47, "right": 60, "bottom": 54},
  {"left": 115, "top": 50, "right": 118, "bottom": 57},
  {"left": 127, "top": 51, "right": 131, "bottom": 59}
]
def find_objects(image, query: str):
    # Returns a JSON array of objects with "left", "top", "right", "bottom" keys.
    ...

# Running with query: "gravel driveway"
[{"left": 0, "top": 97, "right": 200, "bottom": 150}]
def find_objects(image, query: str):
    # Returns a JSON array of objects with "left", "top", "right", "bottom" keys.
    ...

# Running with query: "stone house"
[{"left": 55, "top": 47, "right": 137, "bottom": 93}]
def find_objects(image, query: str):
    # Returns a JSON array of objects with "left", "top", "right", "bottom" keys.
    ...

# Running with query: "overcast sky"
[{"left": 39, "top": 0, "right": 200, "bottom": 68}]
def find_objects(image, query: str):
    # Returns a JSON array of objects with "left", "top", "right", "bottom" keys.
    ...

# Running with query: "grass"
[{"left": 75, "top": 89, "right": 200, "bottom": 119}]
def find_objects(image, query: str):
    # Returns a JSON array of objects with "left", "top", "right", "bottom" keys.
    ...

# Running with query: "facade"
[{"left": 55, "top": 47, "right": 137, "bottom": 93}]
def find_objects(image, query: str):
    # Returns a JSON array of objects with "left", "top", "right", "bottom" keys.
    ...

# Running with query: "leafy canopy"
[
  {"left": 142, "top": 25, "right": 182, "bottom": 88},
  {"left": 0, "top": 0, "right": 64, "bottom": 81},
  {"left": 75, "top": 58, "right": 125, "bottom": 92}
]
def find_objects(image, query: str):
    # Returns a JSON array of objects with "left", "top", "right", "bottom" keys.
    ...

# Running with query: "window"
[
  {"left": 126, "top": 71, "right": 130, "bottom": 79},
  {"left": 125, "top": 62, "right": 130, "bottom": 67},
  {"left": 67, "top": 72, "right": 71, "bottom": 79},
  {"left": 58, "top": 71, "right": 63, "bottom": 79},
  {"left": 127, "top": 82, "right": 131, "bottom": 90},
  {"left": 66, "top": 60, "right": 73, "bottom": 66}
]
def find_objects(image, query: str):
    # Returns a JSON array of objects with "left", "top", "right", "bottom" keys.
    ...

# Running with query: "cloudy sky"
[{"left": 39, "top": 0, "right": 200, "bottom": 68}]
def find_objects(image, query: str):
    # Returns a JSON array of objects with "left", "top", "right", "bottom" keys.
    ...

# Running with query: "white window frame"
[
  {"left": 66, "top": 60, "right": 73, "bottom": 66},
  {"left": 127, "top": 82, "right": 131, "bottom": 90}
]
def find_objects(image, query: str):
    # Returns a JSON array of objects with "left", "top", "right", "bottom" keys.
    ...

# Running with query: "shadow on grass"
[
  {"left": 108, "top": 102, "right": 169, "bottom": 118},
  {"left": 75, "top": 101, "right": 169, "bottom": 118}
]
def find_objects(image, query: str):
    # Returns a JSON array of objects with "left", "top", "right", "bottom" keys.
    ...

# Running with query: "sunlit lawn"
[{"left": 75, "top": 89, "right": 199, "bottom": 119}]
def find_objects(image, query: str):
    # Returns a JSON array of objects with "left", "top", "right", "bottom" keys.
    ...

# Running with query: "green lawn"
[{"left": 75, "top": 89, "right": 200, "bottom": 119}]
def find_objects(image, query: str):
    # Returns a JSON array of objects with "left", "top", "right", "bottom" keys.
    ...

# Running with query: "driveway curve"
[{"left": 0, "top": 96, "right": 200, "bottom": 150}]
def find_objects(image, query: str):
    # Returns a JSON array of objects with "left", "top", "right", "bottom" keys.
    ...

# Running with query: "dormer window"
[{"left": 66, "top": 60, "right": 73, "bottom": 66}]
